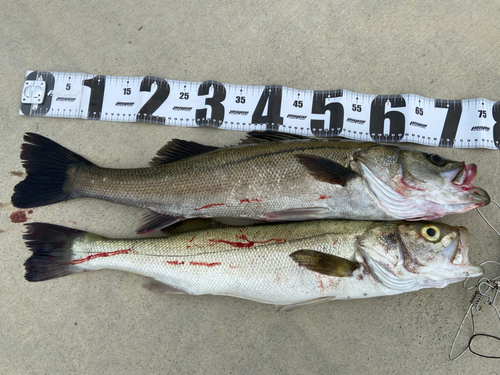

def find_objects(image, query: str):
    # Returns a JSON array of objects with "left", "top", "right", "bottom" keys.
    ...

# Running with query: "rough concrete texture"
[{"left": 1, "top": 1, "right": 500, "bottom": 373}]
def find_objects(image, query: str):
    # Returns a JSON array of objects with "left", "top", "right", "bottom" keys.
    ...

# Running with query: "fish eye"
[
  {"left": 426, "top": 154, "right": 446, "bottom": 166},
  {"left": 421, "top": 224, "right": 440, "bottom": 242}
]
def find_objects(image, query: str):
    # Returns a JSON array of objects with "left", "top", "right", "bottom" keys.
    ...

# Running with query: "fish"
[
  {"left": 23, "top": 220, "right": 483, "bottom": 308},
  {"left": 12, "top": 132, "right": 490, "bottom": 233}
]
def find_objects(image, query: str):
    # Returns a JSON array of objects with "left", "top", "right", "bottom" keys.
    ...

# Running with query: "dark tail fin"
[
  {"left": 12, "top": 133, "right": 93, "bottom": 208},
  {"left": 23, "top": 223, "right": 86, "bottom": 282}
]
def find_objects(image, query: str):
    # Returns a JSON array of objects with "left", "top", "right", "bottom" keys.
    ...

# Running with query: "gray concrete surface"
[{"left": 1, "top": 1, "right": 500, "bottom": 373}]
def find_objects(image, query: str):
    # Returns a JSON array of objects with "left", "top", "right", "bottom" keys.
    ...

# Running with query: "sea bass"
[
  {"left": 12, "top": 132, "right": 489, "bottom": 233},
  {"left": 24, "top": 220, "right": 483, "bottom": 307}
]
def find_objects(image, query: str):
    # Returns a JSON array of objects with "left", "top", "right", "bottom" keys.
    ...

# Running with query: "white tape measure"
[{"left": 20, "top": 70, "right": 500, "bottom": 149}]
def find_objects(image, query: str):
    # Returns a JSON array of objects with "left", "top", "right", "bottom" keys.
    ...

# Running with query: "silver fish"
[
  {"left": 24, "top": 221, "right": 483, "bottom": 308},
  {"left": 12, "top": 132, "right": 490, "bottom": 233}
]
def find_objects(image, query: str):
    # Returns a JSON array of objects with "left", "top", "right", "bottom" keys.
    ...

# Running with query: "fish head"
[
  {"left": 352, "top": 145, "right": 490, "bottom": 220},
  {"left": 358, "top": 221, "right": 483, "bottom": 292}
]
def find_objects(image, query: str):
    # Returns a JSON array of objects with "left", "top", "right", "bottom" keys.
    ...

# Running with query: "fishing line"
[
  {"left": 449, "top": 261, "right": 500, "bottom": 360},
  {"left": 476, "top": 200, "right": 500, "bottom": 237},
  {"left": 19, "top": 70, "right": 500, "bottom": 149}
]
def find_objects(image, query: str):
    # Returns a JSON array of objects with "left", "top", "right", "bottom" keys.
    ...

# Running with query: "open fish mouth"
[
  {"left": 451, "top": 163, "right": 477, "bottom": 189},
  {"left": 441, "top": 227, "right": 483, "bottom": 276}
]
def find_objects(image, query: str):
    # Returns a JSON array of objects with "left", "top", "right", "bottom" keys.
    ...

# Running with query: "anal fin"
[
  {"left": 143, "top": 277, "right": 187, "bottom": 294},
  {"left": 137, "top": 209, "right": 182, "bottom": 234},
  {"left": 264, "top": 207, "right": 330, "bottom": 221}
]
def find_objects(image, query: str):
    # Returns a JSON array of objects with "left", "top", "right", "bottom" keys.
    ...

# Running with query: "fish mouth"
[
  {"left": 441, "top": 227, "right": 483, "bottom": 276},
  {"left": 451, "top": 163, "right": 477, "bottom": 189}
]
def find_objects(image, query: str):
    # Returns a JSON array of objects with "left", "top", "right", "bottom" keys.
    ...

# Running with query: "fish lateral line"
[
  {"left": 208, "top": 234, "right": 287, "bottom": 248},
  {"left": 66, "top": 249, "right": 134, "bottom": 265},
  {"left": 194, "top": 203, "right": 229, "bottom": 210}
]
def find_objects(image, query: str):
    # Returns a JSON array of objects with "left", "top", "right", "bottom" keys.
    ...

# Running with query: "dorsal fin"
[
  {"left": 150, "top": 139, "right": 219, "bottom": 166},
  {"left": 239, "top": 131, "right": 310, "bottom": 145},
  {"left": 289, "top": 249, "right": 360, "bottom": 277}
]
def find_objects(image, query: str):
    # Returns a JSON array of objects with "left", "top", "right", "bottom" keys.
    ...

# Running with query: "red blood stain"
[
  {"left": 208, "top": 234, "right": 287, "bottom": 248},
  {"left": 316, "top": 275, "right": 325, "bottom": 292},
  {"left": 166, "top": 260, "right": 185, "bottom": 265},
  {"left": 194, "top": 203, "right": 228, "bottom": 211},
  {"left": 28, "top": 209, "right": 33, "bottom": 214},
  {"left": 9, "top": 209, "right": 30, "bottom": 223},
  {"left": 68, "top": 249, "right": 133, "bottom": 265},
  {"left": 74, "top": 322, "right": 78, "bottom": 326},
  {"left": 333, "top": 239, "right": 338, "bottom": 246},
  {"left": 189, "top": 261, "right": 221, "bottom": 267},
  {"left": 317, "top": 195, "right": 332, "bottom": 200},
  {"left": 68, "top": 220, "right": 77, "bottom": 225},
  {"left": 239, "top": 198, "right": 263, "bottom": 204},
  {"left": 186, "top": 235, "right": 196, "bottom": 249}
]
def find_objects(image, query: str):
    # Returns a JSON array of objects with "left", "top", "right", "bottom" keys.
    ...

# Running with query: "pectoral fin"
[
  {"left": 296, "top": 154, "right": 357, "bottom": 186},
  {"left": 289, "top": 249, "right": 360, "bottom": 277}
]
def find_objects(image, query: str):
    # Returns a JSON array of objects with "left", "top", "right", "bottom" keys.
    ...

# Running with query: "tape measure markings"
[{"left": 19, "top": 70, "right": 500, "bottom": 149}]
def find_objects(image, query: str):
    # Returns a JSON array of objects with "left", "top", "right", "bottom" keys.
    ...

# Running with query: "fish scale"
[
  {"left": 12, "top": 132, "right": 490, "bottom": 233},
  {"left": 23, "top": 220, "right": 484, "bottom": 307}
]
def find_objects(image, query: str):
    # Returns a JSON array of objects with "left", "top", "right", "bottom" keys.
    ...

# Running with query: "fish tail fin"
[
  {"left": 23, "top": 223, "right": 87, "bottom": 282},
  {"left": 12, "top": 133, "right": 93, "bottom": 209}
]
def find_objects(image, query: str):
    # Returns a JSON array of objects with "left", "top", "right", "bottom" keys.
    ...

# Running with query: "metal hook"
[{"left": 476, "top": 200, "right": 500, "bottom": 237}]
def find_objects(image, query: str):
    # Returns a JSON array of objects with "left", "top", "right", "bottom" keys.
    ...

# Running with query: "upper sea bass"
[{"left": 12, "top": 132, "right": 489, "bottom": 233}]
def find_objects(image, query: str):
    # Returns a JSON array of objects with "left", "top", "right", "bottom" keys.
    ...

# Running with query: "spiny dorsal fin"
[
  {"left": 289, "top": 249, "right": 360, "bottom": 277},
  {"left": 150, "top": 139, "right": 219, "bottom": 166},
  {"left": 239, "top": 131, "right": 310, "bottom": 145},
  {"left": 296, "top": 154, "right": 357, "bottom": 186}
]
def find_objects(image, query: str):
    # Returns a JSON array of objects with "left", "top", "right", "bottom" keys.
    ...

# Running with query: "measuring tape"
[{"left": 20, "top": 70, "right": 500, "bottom": 149}]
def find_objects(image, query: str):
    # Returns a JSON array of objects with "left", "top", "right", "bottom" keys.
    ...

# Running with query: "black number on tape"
[
  {"left": 196, "top": 81, "right": 226, "bottom": 126},
  {"left": 136, "top": 76, "right": 170, "bottom": 124},
  {"left": 493, "top": 102, "right": 500, "bottom": 150},
  {"left": 179, "top": 92, "right": 189, "bottom": 100},
  {"left": 370, "top": 95, "right": 406, "bottom": 142},
  {"left": 310, "top": 90, "right": 344, "bottom": 136},
  {"left": 83, "top": 75, "right": 106, "bottom": 120},
  {"left": 435, "top": 100, "right": 462, "bottom": 147},
  {"left": 20, "top": 71, "right": 55, "bottom": 116},
  {"left": 123, "top": 88, "right": 131, "bottom": 95},
  {"left": 252, "top": 86, "right": 284, "bottom": 130},
  {"left": 235, "top": 96, "right": 245, "bottom": 104}
]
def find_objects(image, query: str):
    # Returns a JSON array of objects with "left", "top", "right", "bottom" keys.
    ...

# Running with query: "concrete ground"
[{"left": 1, "top": 1, "right": 500, "bottom": 373}]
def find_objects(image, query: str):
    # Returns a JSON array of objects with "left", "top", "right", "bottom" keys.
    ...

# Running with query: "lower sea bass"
[
  {"left": 24, "top": 220, "right": 483, "bottom": 308},
  {"left": 12, "top": 132, "right": 489, "bottom": 233}
]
